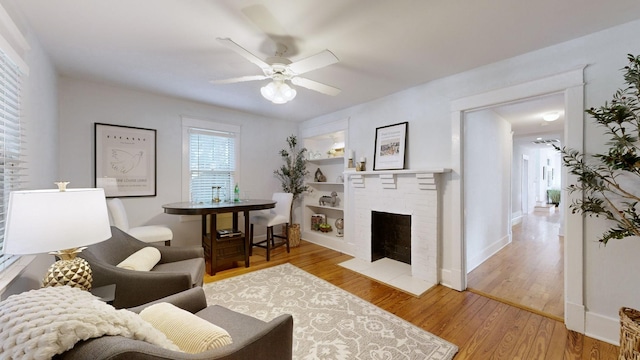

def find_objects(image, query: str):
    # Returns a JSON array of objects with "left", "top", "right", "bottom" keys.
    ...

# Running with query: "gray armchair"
[
  {"left": 80, "top": 226, "right": 205, "bottom": 308},
  {"left": 56, "top": 287, "right": 294, "bottom": 360}
]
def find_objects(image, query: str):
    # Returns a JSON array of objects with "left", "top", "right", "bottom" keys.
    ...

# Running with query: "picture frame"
[
  {"left": 373, "top": 122, "right": 408, "bottom": 170},
  {"left": 94, "top": 123, "right": 157, "bottom": 197}
]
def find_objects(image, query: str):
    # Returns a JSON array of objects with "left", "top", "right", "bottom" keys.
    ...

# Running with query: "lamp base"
[{"left": 43, "top": 257, "right": 93, "bottom": 291}]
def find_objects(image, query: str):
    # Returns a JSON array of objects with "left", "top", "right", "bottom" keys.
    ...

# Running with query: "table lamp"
[{"left": 2, "top": 185, "right": 112, "bottom": 290}]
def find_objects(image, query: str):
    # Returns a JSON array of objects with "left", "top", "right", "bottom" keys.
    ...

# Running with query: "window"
[
  {"left": 182, "top": 118, "right": 240, "bottom": 204},
  {"left": 0, "top": 49, "right": 26, "bottom": 271}
]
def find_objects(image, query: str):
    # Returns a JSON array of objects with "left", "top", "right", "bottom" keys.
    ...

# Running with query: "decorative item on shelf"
[
  {"left": 2, "top": 184, "right": 113, "bottom": 291},
  {"left": 327, "top": 147, "right": 345, "bottom": 158},
  {"left": 319, "top": 191, "right": 339, "bottom": 207},
  {"left": 314, "top": 168, "right": 327, "bottom": 182},
  {"left": 212, "top": 186, "right": 221, "bottom": 202},
  {"left": 336, "top": 175, "right": 344, "bottom": 183},
  {"left": 318, "top": 223, "right": 332, "bottom": 233},
  {"left": 348, "top": 149, "right": 355, "bottom": 168},
  {"left": 335, "top": 218, "right": 344, "bottom": 237},
  {"left": 356, "top": 157, "right": 366, "bottom": 171},
  {"left": 311, "top": 214, "right": 326, "bottom": 231},
  {"left": 308, "top": 151, "right": 322, "bottom": 160},
  {"left": 274, "top": 135, "right": 309, "bottom": 247}
]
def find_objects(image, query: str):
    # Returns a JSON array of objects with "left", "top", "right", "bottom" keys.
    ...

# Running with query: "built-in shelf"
[
  {"left": 302, "top": 130, "right": 351, "bottom": 255},
  {"left": 307, "top": 157, "right": 345, "bottom": 164},
  {"left": 306, "top": 204, "right": 343, "bottom": 211}
]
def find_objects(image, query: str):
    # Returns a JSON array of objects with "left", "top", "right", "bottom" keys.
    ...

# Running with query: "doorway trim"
[
  {"left": 522, "top": 154, "right": 529, "bottom": 218},
  {"left": 449, "top": 67, "right": 586, "bottom": 332}
]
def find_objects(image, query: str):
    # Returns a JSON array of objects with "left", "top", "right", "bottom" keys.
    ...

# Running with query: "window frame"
[
  {"left": 181, "top": 117, "right": 241, "bottom": 203},
  {"left": 0, "top": 2, "right": 30, "bottom": 291}
]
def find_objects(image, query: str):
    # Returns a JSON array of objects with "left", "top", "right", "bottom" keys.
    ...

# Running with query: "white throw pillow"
[
  {"left": 140, "top": 302, "right": 233, "bottom": 353},
  {"left": 116, "top": 247, "right": 161, "bottom": 271}
]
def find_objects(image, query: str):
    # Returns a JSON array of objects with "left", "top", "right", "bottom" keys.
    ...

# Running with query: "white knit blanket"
[{"left": 0, "top": 286, "right": 180, "bottom": 360}]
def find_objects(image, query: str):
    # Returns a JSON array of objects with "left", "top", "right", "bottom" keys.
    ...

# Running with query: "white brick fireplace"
[{"left": 346, "top": 169, "right": 448, "bottom": 287}]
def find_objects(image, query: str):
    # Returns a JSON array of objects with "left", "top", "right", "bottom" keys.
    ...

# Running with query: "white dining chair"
[
  {"left": 106, "top": 198, "right": 173, "bottom": 246},
  {"left": 249, "top": 192, "right": 293, "bottom": 261}
]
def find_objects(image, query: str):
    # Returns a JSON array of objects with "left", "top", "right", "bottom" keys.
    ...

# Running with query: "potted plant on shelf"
[
  {"left": 274, "top": 135, "right": 310, "bottom": 247},
  {"left": 557, "top": 54, "right": 640, "bottom": 245}
]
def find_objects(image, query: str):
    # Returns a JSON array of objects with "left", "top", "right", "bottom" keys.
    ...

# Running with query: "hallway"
[{"left": 467, "top": 211, "right": 564, "bottom": 320}]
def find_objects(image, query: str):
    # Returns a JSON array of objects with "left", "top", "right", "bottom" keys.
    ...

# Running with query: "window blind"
[
  {"left": 0, "top": 49, "right": 24, "bottom": 271},
  {"left": 189, "top": 128, "right": 236, "bottom": 203}
]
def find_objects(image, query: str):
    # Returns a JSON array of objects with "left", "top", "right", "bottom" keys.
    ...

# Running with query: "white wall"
[
  {"left": 58, "top": 77, "right": 297, "bottom": 246},
  {"left": 302, "top": 18, "right": 640, "bottom": 344},
  {"left": 514, "top": 144, "right": 538, "bottom": 215},
  {"left": 464, "top": 109, "right": 512, "bottom": 272}
]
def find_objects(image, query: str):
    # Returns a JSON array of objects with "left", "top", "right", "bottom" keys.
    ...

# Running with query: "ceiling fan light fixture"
[
  {"left": 261, "top": 80, "right": 296, "bottom": 104},
  {"left": 543, "top": 112, "right": 560, "bottom": 122}
]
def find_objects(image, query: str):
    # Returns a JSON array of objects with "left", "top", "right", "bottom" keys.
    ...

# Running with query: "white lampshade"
[
  {"left": 261, "top": 80, "right": 297, "bottom": 104},
  {"left": 3, "top": 188, "right": 112, "bottom": 255}
]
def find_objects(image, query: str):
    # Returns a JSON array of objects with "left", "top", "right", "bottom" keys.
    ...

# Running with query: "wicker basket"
[
  {"left": 619, "top": 307, "right": 640, "bottom": 360},
  {"left": 288, "top": 224, "right": 301, "bottom": 247}
]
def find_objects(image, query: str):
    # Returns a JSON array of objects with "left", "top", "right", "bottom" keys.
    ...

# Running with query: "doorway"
[
  {"left": 462, "top": 93, "right": 565, "bottom": 319},
  {"left": 449, "top": 67, "right": 585, "bottom": 331}
]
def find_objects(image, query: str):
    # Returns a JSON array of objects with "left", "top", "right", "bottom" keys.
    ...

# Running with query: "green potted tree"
[
  {"left": 274, "top": 135, "right": 309, "bottom": 247},
  {"left": 557, "top": 53, "right": 640, "bottom": 245}
]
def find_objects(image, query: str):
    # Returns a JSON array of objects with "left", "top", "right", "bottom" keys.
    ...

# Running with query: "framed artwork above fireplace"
[{"left": 373, "top": 121, "right": 407, "bottom": 170}]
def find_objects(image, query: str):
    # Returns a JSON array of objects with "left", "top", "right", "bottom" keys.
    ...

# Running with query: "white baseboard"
[
  {"left": 511, "top": 216, "right": 523, "bottom": 226},
  {"left": 565, "top": 301, "right": 585, "bottom": 333},
  {"left": 466, "top": 235, "right": 511, "bottom": 272},
  {"left": 585, "top": 310, "right": 620, "bottom": 346},
  {"left": 439, "top": 268, "right": 464, "bottom": 291}
]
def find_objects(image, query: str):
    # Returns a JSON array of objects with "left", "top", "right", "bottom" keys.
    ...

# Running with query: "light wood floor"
[
  {"left": 203, "top": 238, "right": 618, "bottom": 359},
  {"left": 467, "top": 211, "right": 564, "bottom": 320}
]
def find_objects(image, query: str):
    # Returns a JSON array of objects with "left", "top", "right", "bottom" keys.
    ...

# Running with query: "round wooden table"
[{"left": 163, "top": 199, "right": 276, "bottom": 275}]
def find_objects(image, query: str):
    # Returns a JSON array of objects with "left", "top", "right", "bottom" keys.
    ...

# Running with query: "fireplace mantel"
[
  {"left": 345, "top": 168, "right": 450, "bottom": 176},
  {"left": 346, "top": 168, "right": 450, "bottom": 189}
]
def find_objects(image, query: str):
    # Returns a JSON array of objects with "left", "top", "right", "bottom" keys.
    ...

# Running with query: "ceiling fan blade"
[
  {"left": 291, "top": 77, "right": 341, "bottom": 96},
  {"left": 217, "top": 37, "right": 271, "bottom": 71},
  {"left": 289, "top": 50, "right": 339, "bottom": 75},
  {"left": 210, "top": 75, "right": 268, "bottom": 84}
]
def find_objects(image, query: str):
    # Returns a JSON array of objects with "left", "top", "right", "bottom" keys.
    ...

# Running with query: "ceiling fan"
[{"left": 212, "top": 38, "right": 341, "bottom": 104}]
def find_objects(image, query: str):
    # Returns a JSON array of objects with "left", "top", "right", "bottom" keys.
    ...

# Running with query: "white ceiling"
[
  {"left": 494, "top": 93, "right": 565, "bottom": 148},
  {"left": 5, "top": 0, "right": 640, "bottom": 123}
]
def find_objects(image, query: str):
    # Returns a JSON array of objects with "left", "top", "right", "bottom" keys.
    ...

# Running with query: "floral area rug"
[{"left": 203, "top": 263, "right": 458, "bottom": 360}]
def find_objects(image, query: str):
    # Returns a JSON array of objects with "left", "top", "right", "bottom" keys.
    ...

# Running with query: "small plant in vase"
[{"left": 274, "top": 135, "right": 310, "bottom": 246}]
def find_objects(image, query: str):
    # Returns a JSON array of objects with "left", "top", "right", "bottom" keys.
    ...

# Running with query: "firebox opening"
[{"left": 371, "top": 211, "right": 411, "bottom": 265}]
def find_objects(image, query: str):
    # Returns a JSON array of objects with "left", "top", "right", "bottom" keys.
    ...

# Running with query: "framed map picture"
[
  {"left": 94, "top": 123, "right": 157, "bottom": 197},
  {"left": 373, "top": 122, "right": 408, "bottom": 170}
]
